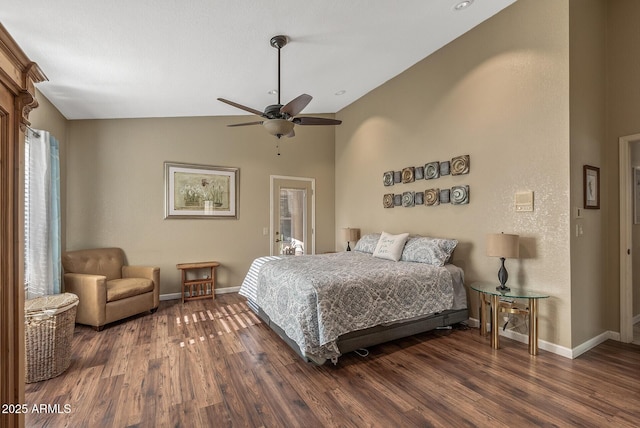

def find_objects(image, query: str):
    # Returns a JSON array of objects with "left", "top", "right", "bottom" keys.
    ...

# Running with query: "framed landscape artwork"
[{"left": 164, "top": 161, "right": 239, "bottom": 219}]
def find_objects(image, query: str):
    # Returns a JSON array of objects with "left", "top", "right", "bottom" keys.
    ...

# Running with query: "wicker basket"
[{"left": 24, "top": 293, "right": 79, "bottom": 383}]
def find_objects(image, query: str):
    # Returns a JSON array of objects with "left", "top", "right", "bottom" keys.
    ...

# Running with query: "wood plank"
[{"left": 24, "top": 293, "right": 640, "bottom": 427}]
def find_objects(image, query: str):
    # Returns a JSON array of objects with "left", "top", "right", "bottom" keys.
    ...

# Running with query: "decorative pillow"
[
  {"left": 372, "top": 232, "right": 410, "bottom": 261},
  {"left": 353, "top": 233, "right": 381, "bottom": 254},
  {"left": 400, "top": 236, "right": 458, "bottom": 266}
]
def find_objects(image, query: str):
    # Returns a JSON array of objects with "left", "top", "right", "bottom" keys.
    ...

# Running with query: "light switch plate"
[{"left": 515, "top": 191, "right": 534, "bottom": 212}]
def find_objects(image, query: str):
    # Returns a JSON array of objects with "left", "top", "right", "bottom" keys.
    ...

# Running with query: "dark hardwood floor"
[{"left": 25, "top": 293, "right": 640, "bottom": 427}]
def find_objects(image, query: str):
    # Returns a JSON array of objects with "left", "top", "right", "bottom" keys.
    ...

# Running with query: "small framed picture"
[
  {"left": 583, "top": 165, "right": 600, "bottom": 209},
  {"left": 635, "top": 168, "right": 640, "bottom": 224}
]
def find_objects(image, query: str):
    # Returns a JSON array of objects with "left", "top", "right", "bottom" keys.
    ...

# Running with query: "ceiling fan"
[{"left": 218, "top": 35, "right": 342, "bottom": 139}]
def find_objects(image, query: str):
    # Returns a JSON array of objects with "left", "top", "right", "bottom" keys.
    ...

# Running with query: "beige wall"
[
  {"left": 65, "top": 116, "right": 335, "bottom": 294},
  {"left": 632, "top": 143, "right": 640, "bottom": 317},
  {"left": 568, "top": 0, "right": 607, "bottom": 345},
  {"left": 335, "top": 0, "right": 573, "bottom": 347},
  {"left": 607, "top": 0, "right": 640, "bottom": 325}
]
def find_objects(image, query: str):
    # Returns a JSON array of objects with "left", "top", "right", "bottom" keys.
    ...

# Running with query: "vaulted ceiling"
[{"left": 2, "top": 0, "right": 517, "bottom": 119}]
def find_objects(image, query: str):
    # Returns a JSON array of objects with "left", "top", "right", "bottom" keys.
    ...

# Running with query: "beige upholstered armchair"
[{"left": 62, "top": 248, "right": 160, "bottom": 330}]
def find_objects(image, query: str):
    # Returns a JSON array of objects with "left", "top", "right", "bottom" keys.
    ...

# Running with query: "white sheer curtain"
[{"left": 25, "top": 128, "right": 61, "bottom": 299}]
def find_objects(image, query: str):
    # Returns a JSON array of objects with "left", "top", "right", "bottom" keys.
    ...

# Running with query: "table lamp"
[
  {"left": 486, "top": 232, "right": 519, "bottom": 292},
  {"left": 342, "top": 228, "right": 360, "bottom": 251}
]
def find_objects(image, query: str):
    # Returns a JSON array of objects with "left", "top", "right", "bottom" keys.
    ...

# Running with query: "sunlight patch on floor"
[{"left": 176, "top": 302, "right": 261, "bottom": 347}]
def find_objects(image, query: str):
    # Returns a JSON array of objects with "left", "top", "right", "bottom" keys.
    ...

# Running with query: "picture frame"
[
  {"left": 634, "top": 167, "right": 640, "bottom": 224},
  {"left": 164, "top": 161, "right": 239, "bottom": 219},
  {"left": 583, "top": 165, "right": 600, "bottom": 209}
]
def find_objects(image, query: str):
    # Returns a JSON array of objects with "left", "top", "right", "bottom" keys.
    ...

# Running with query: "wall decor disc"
[
  {"left": 402, "top": 167, "right": 415, "bottom": 183},
  {"left": 451, "top": 185, "right": 469, "bottom": 205},
  {"left": 451, "top": 155, "right": 470, "bottom": 175},
  {"left": 383, "top": 193, "right": 394, "bottom": 208},
  {"left": 424, "top": 162, "right": 440, "bottom": 180},
  {"left": 402, "top": 191, "right": 415, "bottom": 207},
  {"left": 383, "top": 171, "right": 394, "bottom": 186},
  {"left": 424, "top": 188, "right": 440, "bottom": 206}
]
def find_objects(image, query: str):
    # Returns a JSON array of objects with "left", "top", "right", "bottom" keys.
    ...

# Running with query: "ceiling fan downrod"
[{"left": 270, "top": 35, "right": 288, "bottom": 105}]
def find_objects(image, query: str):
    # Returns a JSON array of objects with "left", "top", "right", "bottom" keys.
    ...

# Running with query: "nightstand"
[
  {"left": 176, "top": 261, "right": 220, "bottom": 303},
  {"left": 471, "top": 281, "right": 549, "bottom": 355}
]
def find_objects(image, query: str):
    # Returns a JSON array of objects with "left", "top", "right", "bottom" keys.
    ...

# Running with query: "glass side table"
[{"left": 470, "top": 281, "right": 549, "bottom": 355}]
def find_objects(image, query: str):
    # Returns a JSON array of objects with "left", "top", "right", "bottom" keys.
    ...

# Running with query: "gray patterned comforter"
[{"left": 256, "top": 251, "right": 455, "bottom": 361}]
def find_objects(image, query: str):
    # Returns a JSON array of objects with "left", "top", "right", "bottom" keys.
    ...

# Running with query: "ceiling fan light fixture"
[{"left": 263, "top": 119, "right": 294, "bottom": 137}]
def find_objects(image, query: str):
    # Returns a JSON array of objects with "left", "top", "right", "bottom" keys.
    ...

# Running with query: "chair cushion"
[
  {"left": 106, "top": 278, "right": 154, "bottom": 303},
  {"left": 62, "top": 248, "right": 125, "bottom": 281}
]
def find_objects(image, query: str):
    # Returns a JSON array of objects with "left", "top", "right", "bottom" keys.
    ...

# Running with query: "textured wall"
[
  {"left": 607, "top": 0, "right": 640, "bottom": 330},
  {"left": 335, "top": 0, "right": 572, "bottom": 347},
  {"left": 568, "top": 0, "right": 607, "bottom": 346}
]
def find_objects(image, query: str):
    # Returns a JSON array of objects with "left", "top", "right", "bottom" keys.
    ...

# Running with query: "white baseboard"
[
  {"left": 468, "top": 317, "right": 573, "bottom": 359},
  {"left": 160, "top": 286, "right": 240, "bottom": 301},
  {"left": 571, "top": 330, "right": 619, "bottom": 359}
]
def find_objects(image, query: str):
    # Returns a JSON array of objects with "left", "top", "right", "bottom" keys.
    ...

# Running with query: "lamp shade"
[
  {"left": 486, "top": 233, "right": 519, "bottom": 258},
  {"left": 342, "top": 227, "right": 360, "bottom": 242}
]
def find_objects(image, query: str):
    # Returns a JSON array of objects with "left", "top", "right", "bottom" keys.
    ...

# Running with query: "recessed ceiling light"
[
  {"left": 454, "top": 0, "right": 474, "bottom": 11},
  {"left": 335, "top": 89, "right": 346, "bottom": 96}
]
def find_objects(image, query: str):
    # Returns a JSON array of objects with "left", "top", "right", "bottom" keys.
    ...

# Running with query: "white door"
[{"left": 270, "top": 176, "right": 315, "bottom": 256}]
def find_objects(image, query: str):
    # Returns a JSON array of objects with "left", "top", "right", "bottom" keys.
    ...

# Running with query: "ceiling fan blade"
[
  {"left": 227, "top": 121, "right": 264, "bottom": 127},
  {"left": 293, "top": 116, "right": 342, "bottom": 126},
  {"left": 217, "top": 98, "right": 264, "bottom": 116},
  {"left": 281, "top": 94, "right": 312, "bottom": 117}
]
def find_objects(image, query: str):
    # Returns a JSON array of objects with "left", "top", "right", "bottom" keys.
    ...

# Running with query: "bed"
[{"left": 239, "top": 233, "right": 468, "bottom": 364}]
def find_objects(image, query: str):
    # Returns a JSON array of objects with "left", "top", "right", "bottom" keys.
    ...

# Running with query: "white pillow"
[{"left": 373, "top": 232, "right": 410, "bottom": 261}]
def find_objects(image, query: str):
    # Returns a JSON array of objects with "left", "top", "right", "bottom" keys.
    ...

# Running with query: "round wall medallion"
[
  {"left": 451, "top": 155, "right": 470, "bottom": 175},
  {"left": 424, "top": 188, "right": 440, "bottom": 206}
]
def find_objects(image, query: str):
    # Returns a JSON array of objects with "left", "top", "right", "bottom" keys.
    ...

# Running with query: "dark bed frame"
[{"left": 257, "top": 307, "right": 469, "bottom": 365}]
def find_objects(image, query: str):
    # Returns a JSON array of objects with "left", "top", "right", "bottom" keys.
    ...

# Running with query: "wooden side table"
[{"left": 176, "top": 261, "right": 220, "bottom": 303}]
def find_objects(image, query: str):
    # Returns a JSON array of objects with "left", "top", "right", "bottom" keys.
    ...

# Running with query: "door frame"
[
  {"left": 269, "top": 175, "right": 316, "bottom": 256},
  {"left": 619, "top": 133, "right": 639, "bottom": 343}
]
